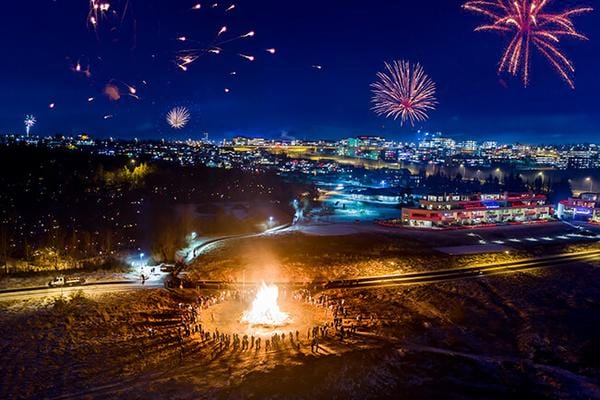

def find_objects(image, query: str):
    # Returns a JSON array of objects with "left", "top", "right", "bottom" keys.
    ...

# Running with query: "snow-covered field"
[
  {"left": 2, "top": 225, "right": 600, "bottom": 399},
  {"left": 2, "top": 261, "right": 600, "bottom": 399}
]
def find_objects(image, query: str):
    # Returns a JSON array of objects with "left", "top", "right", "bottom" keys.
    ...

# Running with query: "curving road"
[{"left": 0, "top": 224, "right": 292, "bottom": 302}]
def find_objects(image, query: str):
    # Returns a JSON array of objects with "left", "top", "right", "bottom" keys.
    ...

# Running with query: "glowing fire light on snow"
[{"left": 241, "top": 282, "right": 289, "bottom": 326}]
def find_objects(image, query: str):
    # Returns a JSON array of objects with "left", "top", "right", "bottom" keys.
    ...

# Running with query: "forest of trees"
[{"left": 0, "top": 145, "right": 313, "bottom": 271}]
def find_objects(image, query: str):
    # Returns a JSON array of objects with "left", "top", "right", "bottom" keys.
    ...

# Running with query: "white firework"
[
  {"left": 24, "top": 115, "right": 36, "bottom": 136},
  {"left": 166, "top": 107, "right": 191, "bottom": 129}
]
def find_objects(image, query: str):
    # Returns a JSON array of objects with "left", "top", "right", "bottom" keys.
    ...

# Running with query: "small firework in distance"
[
  {"left": 166, "top": 106, "right": 191, "bottom": 129},
  {"left": 463, "top": 0, "right": 592, "bottom": 88},
  {"left": 371, "top": 60, "right": 437, "bottom": 127},
  {"left": 24, "top": 115, "right": 36, "bottom": 136}
]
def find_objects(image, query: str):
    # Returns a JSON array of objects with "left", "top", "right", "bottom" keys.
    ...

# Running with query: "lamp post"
[
  {"left": 586, "top": 177, "right": 593, "bottom": 192},
  {"left": 139, "top": 252, "right": 145, "bottom": 278}
]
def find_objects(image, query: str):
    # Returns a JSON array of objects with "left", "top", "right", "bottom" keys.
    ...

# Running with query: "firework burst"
[
  {"left": 166, "top": 107, "right": 191, "bottom": 129},
  {"left": 463, "top": 0, "right": 592, "bottom": 88},
  {"left": 371, "top": 60, "right": 437, "bottom": 127},
  {"left": 24, "top": 115, "right": 36, "bottom": 136}
]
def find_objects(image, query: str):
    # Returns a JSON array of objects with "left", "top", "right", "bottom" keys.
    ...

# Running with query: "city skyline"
[{"left": 0, "top": 1, "right": 598, "bottom": 142}]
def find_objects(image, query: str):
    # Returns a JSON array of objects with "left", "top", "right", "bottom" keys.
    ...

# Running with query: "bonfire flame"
[{"left": 242, "top": 282, "right": 289, "bottom": 326}]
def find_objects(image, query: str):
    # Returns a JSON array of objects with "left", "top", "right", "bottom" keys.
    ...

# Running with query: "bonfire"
[{"left": 241, "top": 282, "right": 290, "bottom": 326}]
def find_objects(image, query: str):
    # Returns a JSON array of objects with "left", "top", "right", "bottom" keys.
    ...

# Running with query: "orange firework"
[
  {"left": 371, "top": 60, "right": 437, "bottom": 127},
  {"left": 463, "top": 0, "right": 592, "bottom": 89}
]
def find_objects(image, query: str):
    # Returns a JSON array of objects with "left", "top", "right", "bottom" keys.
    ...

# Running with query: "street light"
[
  {"left": 139, "top": 252, "right": 145, "bottom": 280},
  {"left": 586, "top": 177, "right": 593, "bottom": 192},
  {"left": 265, "top": 216, "right": 275, "bottom": 230},
  {"left": 495, "top": 168, "right": 503, "bottom": 184}
]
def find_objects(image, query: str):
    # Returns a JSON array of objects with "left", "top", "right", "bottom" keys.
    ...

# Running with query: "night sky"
[{"left": 0, "top": 0, "right": 598, "bottom": 143}]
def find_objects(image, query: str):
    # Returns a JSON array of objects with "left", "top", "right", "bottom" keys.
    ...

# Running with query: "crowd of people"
[
  {"left": 294, "top": 289, "right": 365, "bottom": 340},
  {"left": 179, "top": 326, "right": 306, "bottom": 360},
  {"left": 163, "top": 287, "right": 375, "bottom": 364}
]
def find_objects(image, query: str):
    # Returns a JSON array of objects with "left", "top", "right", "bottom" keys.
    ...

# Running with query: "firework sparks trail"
[
  {"left": 126, "top": 83, "right": 137, "bottom": 95},
  {"left": 238, "top": 53, "right": 255, "bottom": 61},
  {"left": 166, "top": 106, "right": 191, "bottom": 129},
  {"left": 174, "top": 4, "right": 257, "bottom": 71},
  {"left": 371, "top": 60, "right": 437, "bottom": 127},
  {"left": 88, "top": 0, "right": 132, "bottom": 32},
  {"left": 24, "top": 115, "right": 36, "bottom": 136},
  {"left": 103, "top": 81, "right": 140, "bottom": 101},
  {"left": 462, "top": 0, "right": 592, "bottom": 88},
  {"left": 88, "top": 0, "right": 113, "bottom": 29},
  {"left": 71, "top": 60, "right": 91, "bottom": 77}
]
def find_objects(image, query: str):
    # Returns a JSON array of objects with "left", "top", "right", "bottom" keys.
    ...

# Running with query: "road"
[
  {"left": 184, "top": 223, "right": 291, "bottom": 262},
  {"left": 0, "top": 224, "right": 292, "bottom": 302},
  {"left": 1, "top": 237, "right": 597, "bottom": 301},
  {"left": 178, "top": 249, "right": 600, "bottom": 290},
  {"left": 0, "top": 280, "right": 163, "bottom": 302},
  {"left": 324, "top": 249, "right": 600, "bottom": 289}
]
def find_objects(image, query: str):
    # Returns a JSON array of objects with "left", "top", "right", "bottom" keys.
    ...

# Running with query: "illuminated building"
[
  {"left": 400, "top": 192, "right": 551, "bottom": 228},
  {"left": 557, "top": 193, "right": 600, "bottom": 221}
]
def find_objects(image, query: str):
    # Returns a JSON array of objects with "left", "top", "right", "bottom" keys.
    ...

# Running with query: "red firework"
[
  {"left": 463, "top": 0, "right": 592, "bottom": 89},
  {"left": 371, "top": 60, "right": 437, "bottom": 127}
]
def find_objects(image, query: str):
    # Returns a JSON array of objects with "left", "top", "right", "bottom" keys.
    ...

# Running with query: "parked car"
[
  {"left": 160, "top": 263, "right": 176, "bottom": 272},
  {"left": 48, "top": 276, "right": 86, "bottom": 288}
]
